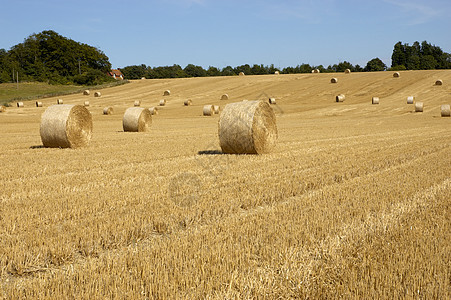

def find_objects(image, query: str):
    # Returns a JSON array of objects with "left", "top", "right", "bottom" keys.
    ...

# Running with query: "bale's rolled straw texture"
[
  {"left": 149, "top": 107, "right": 158, "bottom": 115},
  {"left": 415, "top": 102, "right": 424, "bottom": 112},
  {"left": 184, "top": 99, "right": 192, "bottom": 106},
  {"left": 345, "top": 69, "right": 351, "bottom": 74},
  {"left": 203, "top": 105, "right": 214, "bottom": 116},
  {"left": 441, "top": 104, "right": 450, "bottom": 117},
  {"left": 94, "top": 92, "right": 101, "bottom": 97},
  {"left": 214, "top": 105, "right": 220, "bottom": 114},
  {"left": 40, "top": 104, "right": 93, "bottom": 148},
  {"left": 0, "top": 105, "right": 6, "bottom": 112},
  {"left": 336, "top": 94, "right": 345, "bottom": 102},
  {"left": 123, "top": 107, "right": 152, "bottom": 132},
  {"left": 435, "top": 79, "right": 443, "bottom": 86},
  {"left": 221, "top": 94, "right": 229, "bottom": 100},
  {"left": 84, "top": 101, "right": 90, "bottom": 107},
  {"left": 372, "top": 97, "right": 380, "bottom": 104},
  {"left": 134, "top": 100, "right": 141, "bottom": 107},
  {"left": 103, "top": 107, "right": 113, "bottom": 115},
  {"left": 159, "top": 99, "right": 166, "bottom": 106},
  {"left": 407, "top": 96, "right": 414, "bottom": 104},
  {"left": 36, "top": 101, "right": 43, "bottom": 107},
  {"left": 17, "top": 102, "right": 24, "bottom": 108},
  {"left": 83, "top": 90, "right": 90, "bottom": 96},
  {"left": 57, "top": 99, "right": 63, "bottom": 105},
  {"left": 330, "top": 78, "right": 338, "bottom": 83},
  {"left": 393, "top": 72, "right": 400, "bottom": 78},
  {"left": 219, "top": 100, "right": 278, "bottom": 154},
  {"left": 163, "top": 90, "right": 171, "bottom": 96},
  {"left": 269, "top": 98, "right": 276, "bottom": 104}
]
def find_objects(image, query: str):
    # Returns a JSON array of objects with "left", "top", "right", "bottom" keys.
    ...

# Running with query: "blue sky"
[{"left": 0, "top": 0, "right": 450, "bottom": 69}]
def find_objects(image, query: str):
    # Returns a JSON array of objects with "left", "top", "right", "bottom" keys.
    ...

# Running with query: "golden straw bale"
[
  {"left": 440, "top": 104, "right": 450, "bottom": 117},
  {"left": 163, "top": 90, "right": 171, "bottom": 96},
  {"left": 345, "top": 69, "right": 351, "bottom": 74},
  {"left": 149, "top": 107, "right": 158, "bottom": 115},
  {"left": 0, "top": 105, "right": 6, "bottom": 112},
  {"left": 36, "top": 101, "right": 43, "bottom": 107},
  {"left": 94, "top": 91, "right": 101, "bottom": 97},
  {"left": 372, "top": 97, "right": 380, "bottom": 104},
  {"left": 407, "top": 96, "right": 414, "bottom": 104},
  {"left": 84, "top": 101, "right": 90, "bottom": 107},
  {"left": 184, "top": 99, "right": 192, "bottom": 106},
  {"left": 103, "top": 107, "right": 113, "bottom": 115},
  {"left": 159, "top": 99, "right": 166, "bottom": 106},
  {"left": 336, "top": 94, "right": 345, "bottom": 102},
  {"left": 17, "top": 102, "right": 24, "bottom": 107},
  {"left": 123, "top": 107, "right": 152, "bottom": 132},
  {"left": 274, "top": 71, "right": 280, "bottom": 75},
  {"left": 330, "top": 78, "right": 338, "bottom": 83},
  {"left": 213, "top": 105, "right": 220, "bottom": 114},
  {"left": 134, "top": 100, "right": 141, "bottom": 107},
  {"left": 415, "top": 102, "right": 423, "bottom": 112},
  {"left": 239, "top": 72, "right": 245, "bottom": 76},
  {"left": 83, "top": 90, "right": 90, "bottom": 95},
  {"left": 269, "top": 98, "right": 276, "bottom": 104},
  {"left": 203, "top": 105, "right": 214, "bottom": 116},
  {"left": 221, "top": 94, "right": 229, "bottom": 100},
  {"left": 57, "top": 99, "right": 63, "bottom": 104},
  {"left": 435, "top": 79, "right": 443, "bottom": 86},
  {"left": 393, "top": 72, "right": 400, "bottom": 78}
]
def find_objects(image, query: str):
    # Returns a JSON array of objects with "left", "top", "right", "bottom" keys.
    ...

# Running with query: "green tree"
[
  {"left": 206, "top": 66, "right": 221, "bottom": 76},
  {"left": 364, "top": 58, "right": 386, "bottom": 72},
  {"left": 184, "top": 64, "right": 207, "bottom": 77}
]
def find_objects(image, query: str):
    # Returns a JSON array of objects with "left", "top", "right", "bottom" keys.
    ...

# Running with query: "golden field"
[{"left": 0, "top": 70, "right": 450, "bottom": 299}]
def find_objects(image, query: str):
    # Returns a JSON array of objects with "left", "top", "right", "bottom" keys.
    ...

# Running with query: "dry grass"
[{"left": 0, "top": 70, "right": 450, "bottom": 299}]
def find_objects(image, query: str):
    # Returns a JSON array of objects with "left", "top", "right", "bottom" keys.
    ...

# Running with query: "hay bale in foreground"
[
  {"left": 94, "top": 92, "right": 101, "bottom": 97},
  {"left": 40, "top": 104, "right": 93, "bottom": 148},
  {"left": 219, "top": 100, "right": 278, "bottom": 154},
  {"left": 36, "top": 101, "right": 43, "bottom": 107},
  {"left": 103, "top": 107, "right": 113, "bottom": 115},
  {"left": 134, "top": 100, "right": 141, "bottom": 107},
  {"left": 0, "top": 105, "right": 6, "bottom": 112},
  {"left": 221, "top": 94, "right": 229, "bottom": 100},
  {"left": 239, "top": 72, "right": 245, "bottom": 76},
  {"left": 269, "top": 98, "right": 276, "bottom": 104},
  {"left": 123, "top": 107, "right": 152, "bottom": 132},
  {"left": 84, "top": 101, "right": 90, "bottom": 107},
  {"left": 163, "top": 90, "right": 171, "bottom": 96},
  {"left": 203, "top": 105, "right": 214, "bottom": 116},
  {"left": 184, "top": 99, "right": 192, "bottom": 106},
  {"left": 415, "top": 102, "right": 423, "bottom": 112},
  {"left": 345, "top": 69, "right": 351, "bottom": 74},
  {"left": 336, "top": 94, "right": 345, "bottom": 102},
  {"left": 57, "top": 99, "right": 63, "bottom": 105},
  {"left": 441, "top": 104, "right": 450, "bottom": 117},
  {"left": 149, "top": 107, "right": 158, "bottom": 115},
  {"left": 214, "top": 105, "right": 220, "bottom": 114},
  {"left": 83, "top": 90, "right": 90, "bottom": 96},
  {"left": 393, "top": 72, "right": 400, "bottom": 78},
  {"left": 372, "top": 97, "right": 380, "bottom": 104},
  {"left": 435, "top": 79, "right": 443, "bottom": 86},
  {"left": 17, "top": 102, "right": 24, "bottom": 108},
  {"left": 330, "top": 78, "right": 338, "bottom": 83},
  {"left": 407, "top": 96, "right": 414, "bottom": 104},
  {"left": 159, "top": 99, "right": 166, "bottom": 106}
]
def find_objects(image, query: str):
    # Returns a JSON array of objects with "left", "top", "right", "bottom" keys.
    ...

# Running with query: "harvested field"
[{"left": 0, "top": 70, "right": 450, "bottom": 298}]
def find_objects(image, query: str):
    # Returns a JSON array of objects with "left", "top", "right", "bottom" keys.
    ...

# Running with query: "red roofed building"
[{"left": 108, "top": 69, "right": 124, "bottom": 80}]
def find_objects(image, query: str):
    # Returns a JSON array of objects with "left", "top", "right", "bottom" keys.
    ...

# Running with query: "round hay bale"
[
  {"left": 84, "top": 101, "right": 90, "bottom": 107},
  {"left": 274, "top": 71, "right": 280, "bottom": 75},
  {"left": 103, "top": 107, "right": 113, "bottom": 115},
  {"left": 269, "top": 98, "right": 276, "bottom": 104},
  {"left": 134, "top": 100, "right": 141, "bottom": 107},
  {"left": 214, "top": 105, "right": 220, "bottom": 114},
  {"left": 435, "top": 79, "right": 443, "bottom": 86},
  {"left": 83, "top": 90, "right": 90, "bottom": 96},
  {"left": 184, "top": 99, "right": 192, "bottom": 106},
  {"left": 149, "top": 107, "right": 158, "bottom": 115},
  {"left": 40, "top": 104, "right": 93, "bottom": 148},
  {"left": 221, "top": 94, "right": 229, "bottom": 100},
  {"left": 163, "top": 90, "right": 171, "bottom": 96},
  {"left": 393, "top": 72, "right": 400, "bottom": 78},
  {"left": 123, "top": 107, "right": 152, "bottom": 132},
  {"left": 94, "top": 91, "right": 101, "bottom": 97},
  {"left": 345, "top": 69, "right": 351, "bottom": 74},
  {"left": 372, "top": 97, "right": 380, "bottom": 104},
  {"left": 219, "top": 100, "right": 278, "bottom": 154},
  {"left": 330, "top": 78, "right": 338, "bottom": 83},
  {"left": 57, "top": 99, "right": 63, "bottom": 105},
  {"left": 159, "top": 99, "right": 166, "bottom": 106},
  {"left": 141, "top": 77, "right": 146, "bottom": 80},
  {"left": 17, "top": 102, "right": 24, "bottom": 108},
  {"left": 203, "top": 105, "right": 214, "bottom": 116},
  {"left": 407, "top": 96, "right": 414, "bottom": 104},
  {"left": 36, "top": 101, "right": 43, "bottom": 107},
  {"left": 336, "top": 94, "right": 345, "bottom": 102},
  {"left": 0, "top": 105, "right": 6, "bottom": 112},
  {"left": 415, "top": 102, "right": 423, "bottom": 112},
  {"left": 239, "top": 72, "right": 245, "bottom": 76},
  {"left": 440, "top": 104, "right": 450, "bottom": 117}
]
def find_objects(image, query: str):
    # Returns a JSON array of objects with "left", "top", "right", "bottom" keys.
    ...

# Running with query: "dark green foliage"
[
  {"left": 184, "top": 64, "right": 207, "bottom": 77},
  {"left": 391, "top": 40, "right": 450, "bottom": 69},
  {"left": 364, "top": 58, "right": 387, "bottom": 72}
]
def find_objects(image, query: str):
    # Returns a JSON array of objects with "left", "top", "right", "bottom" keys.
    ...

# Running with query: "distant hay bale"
[
  {"left": 84, "top": 101, "right": 90, "bottom": 107},
  {"left": 57, "top": 99, "right": 63, "bottom": 105},
  {"left": 40, "top": 104, "right": 93, "bottom": 148},
  {"left": 221, "top": 94, "right": 229, "bottom": 100},
  {"left": 149, "top": 107, "right": 158, "bottom": 115},
  {"left": 407, "top": 96, "right": 414, "bottom": 104},
  {"left": 141, "top": 77, "right": 146, "bottom": 80},
  {"left": 415, "top": 102, "right": 423, "bottom": 112},
  {"left": 134, "top": 100, "right": 141, "bottom": 107},
  {"left": 123, "top": 107, "right": 152, "bottom": 132},
  {"left": 83, "top": 90, "right": 90, "bottom": 96},
  {"left": 17, "top": 102, "right": 24, "bottom": 108},
  {"left": 312, "top": 69, "right": 320, "bottom": 73},
  {"left": 274, "top": 71, "right": 280, "bottom": 75},
  {"left": 36, "top": 101, "right": 43, "bottom": 107},
  {"left": 393, "top": 72, "right": 400, "bottom": 78},
  {"left": 94, "top": 91, "right": 101, "bottom": 97},
  {"left": 203, "top": 105, "right": 214, "bottom": 116},
  {"left": 219, "top": 100, "right": 278, "bottom": 154},
  {"left": 239, "top": 72, "right": 245, "bottom": 76},
  {"left": 163, "top": 90, "right": 171, "bottom": 96},
  {"left": 214, "top": 105, "right": 220, "bottom": 114},
  {"left": 330, "top": 78, "right": 338, "bottom": 83},
  {"left": 159, "top": 99, "right": 166, "bottom": 106},
  {"left": 345, "top": 69, "right": 351, "bottom": 74},
  {"left": 435, "top": 79, "right": 443, "bottom": 86},
  {"left": 0, "top": 105, "right": 6, "bottom": 112},
  {"left": 103, "top": 107, "right": 113, "bottom": 115},
  {"left": 441, "top": 104, "right": 450, "bottom": 117},
  {"left": 184, "top": 99, "right": 192, "bottom": 106},
  {"left": 336, "top": 94, "right": 345, "bottom": 102},
  {"left": 372, "top": 97, "right": 380, "bottom": 104},
  {"left": 269, "top": 98, "right": 276, "bottom": 104}
]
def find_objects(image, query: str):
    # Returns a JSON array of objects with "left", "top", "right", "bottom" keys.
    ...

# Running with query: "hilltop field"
[{"left": 0, "top": 70, "right": 450, "bottom": 298}]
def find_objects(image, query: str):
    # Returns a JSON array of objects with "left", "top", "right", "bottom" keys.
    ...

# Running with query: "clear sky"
[{"left": 0, "top": 0, "right": 450, "bottom": 69}]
